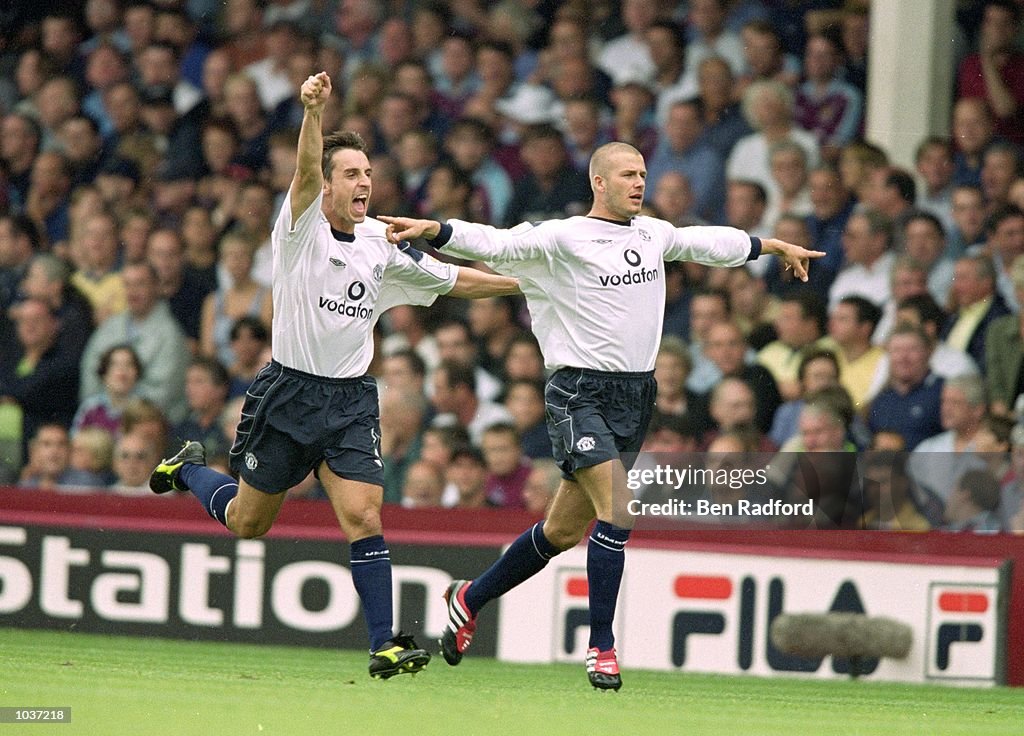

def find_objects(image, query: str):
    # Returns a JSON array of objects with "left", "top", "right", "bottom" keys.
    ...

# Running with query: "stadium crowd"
[{"left": 2, "top": 0, "right": 1024, "bottom": 532}]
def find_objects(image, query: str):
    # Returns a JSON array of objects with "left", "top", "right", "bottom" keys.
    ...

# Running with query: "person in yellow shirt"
[
  {"left": 69, "top": 210, "right": 126, "bottom": 324},
  {"left": 828, "top": 295, "right": 886, "bottom": 412}
]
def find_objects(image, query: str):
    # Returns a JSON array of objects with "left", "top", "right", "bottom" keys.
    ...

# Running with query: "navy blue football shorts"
[
  {"left": 229, "top": 360, "right": 384, "bottom": 493},
  {"left": 544, "top": 367, "right": 657, "bottom": 481}
]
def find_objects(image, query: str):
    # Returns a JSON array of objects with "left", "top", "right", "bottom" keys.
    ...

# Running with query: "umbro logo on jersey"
[
  {"left": 329, "top": 257, "right": 346, "bottom": 268},
  {"left": 592, "top": 239, "right": 612, "bottom": 244}
]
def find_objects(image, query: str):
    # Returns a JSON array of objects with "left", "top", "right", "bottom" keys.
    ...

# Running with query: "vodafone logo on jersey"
[
  {"left": 597, "top": 249, "right": 659, "bottom": 287},
  {"left": 317, "top": 281, "right": 373, "bottom": 320}
]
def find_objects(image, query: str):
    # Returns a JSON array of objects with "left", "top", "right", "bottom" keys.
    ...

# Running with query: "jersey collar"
[{"left": 587, "top": 215, "right": 633, "bottom": 227}]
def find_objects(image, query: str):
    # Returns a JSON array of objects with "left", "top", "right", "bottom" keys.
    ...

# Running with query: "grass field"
[{"left": 1, "top": 628, "right": 1021, "bottom": 736}]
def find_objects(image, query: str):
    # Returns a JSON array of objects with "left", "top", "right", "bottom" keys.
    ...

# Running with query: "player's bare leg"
[
  {"left": 225, "top": 480, "right": 288, "bottom": 538},
  {"left": 320, "top": 464, "right": 430, "bottom": 679},
  {"left": 571, "top": 459, "right": 633, "bottom": 691}
]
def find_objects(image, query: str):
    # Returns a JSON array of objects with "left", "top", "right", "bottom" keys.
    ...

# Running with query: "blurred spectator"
[
  {"left": 231, "top": 181, "right": 277, "bottom": 287},
  {"left": 70, "top": 208, "right": 124, "bottom": 323},
  {"left": 431, "top": 360, "right": 513, "bottom": 444},
  {"left": 763, "top": 140, "right": 812, "bottom": 232},
  {"left": 951, "top": 98, "right": 995, "bottom": 188},
  {"left": 859, "top": 451, "right": 931, "bottom": 531},
  {"left": 908, "top": 374, "right": 988, "bottom": 507},
  {"left": 794, "top": 31, "right": 863, "bottom": 159},
  {"left": 25, "top": 151, "right": 72, "bottom": 249},
  {"left": 701, "top": 376, "right": 776, "bottom": 450},
  {"left": 447, "top": 446, "right": 494, "bottom": 509},
  {"left": 905, "top": 213, "right": 956, "bottom": 307},
  {"left": 838, "top": 140, "right": 888, "bottom": 208},
  {"left": 522, "top": 458, "right": 560, "bottom": 515},
  {"left": 695, "top": 56, "right": 752, "bottom": 160},
  {"left": 868, "top": 323, "right": 944, "bottom": 450},
  {"left": 434, "top": 319, "right": 503, "bottom": 401},
  {"left": 58, "top": 115, "right": 110, "bottom": 189},
  {"left": 18, "top": 423, "right": 79, "bottom": 490},
  {"left": 468, "top": 296, "right": 523, "bottom": 378},
  {"left": 956, "top": 0, "right": 1024, "bottom": 146},
  {"left": 110, "top": 429, "right": 164, "bottom": 495},
  {"left": 380, "top": 306, "right": 437, "bottom": 372},
  {"left": 866, "top": 167, "right": 919, "bottom": 251},
  {"left": 172, "top": 356, "right": 231, "bottom": 458},
  {"left": 685, "top": 0, "right": 745, "bottom": 82},
  {"left": 654, "top": 336, "right": 711, "bottom": 437},
  {"left": 1000, "top": 423, "right": 1024, "bottom": 526},
  {"left": 121, "top": 396, "right": 170, "bottom": 454},
  {"left": 980, "top": 142, "right": 1021, "bottom": 211},
  {"left": 67, "top": 426, "right": 116, "bottom": 489},
  {"left": 840, "top": 5, "right": 870, "bottom": 94},
  {"left": 0, "top": 214, "right": 42, "bottom": 313},
  {"left": 943, "top": 254, "right": 1011, "bottom": 372},
  {"left": 444, "top": 117, "right": 514, "bottom": 226},
  {"left": 597, "top": 0, "right": 658, "bottom": 85},
  {"left": 769, "top": 346, "right": 840, "bottom": 447},
  {"left": 481, "top": 422, "right": 531, "bottom": 508},
  {"left": 872, "top": 256, "right": 929, "bottom": 347},
  {"left": 727, "top": 266, "right": 778, "bottom": 349},
  {"left": 79, "top": 261, "right": 189, "bottom": 423},
  {"left": 137, "top": 42, "right": 202, "bottom": 117},
  {"left": 607, "top": 77, "right": 658, "bottom": 161},
  {"left": 20, "top": 253, "right": 94, "bottom": 355},
  {"left": 381, "top": 388, "right": 427, "bottom": 504},
  {"left": 726, "top": 180, "right": 770, "bottom": 247},
  {"left": 223, "top": 73, "right": 269, "bottom": 172},
  {"left": 942, "top": 468, "right": 1003, "bottom": 532},
  {"left": 651, "top": 171, "right": 698, "bottom": 227},
  {"left": 985, "top": 257, "right": 1024, "bottom": 415},
  {"left": 200, "top": 233, "right": 273, "bottom": 368},
  {"left": 829, "top": 210, "right": 895, "bottom": 310},
  {"left": 401, "top": 459, "right": 445, "bottom": 508},
  {"left": 915, "top": 137, "right": 957, "bottom": 236},
  {"left": 72, "top": 344, "right": 142, "bottom": 436},
  {"left": 226, "top": 317, "right": 270, "bottom": 398},
  {"left": 704, "top": 320, "right": 781, "bottom": 435},
  {"left": 422, "top": 160, "right": 473, "bottom": 223},
  {"left": 562, "top": 97, "right": 608, "bottom": 174},
  {"left": 983, "top": 204, "right": 1024, "bottom": 311},
  {"left": 829, "top": 296, "right": 885, "bottom": 412},
  {"left": 245, "top": 20, "right": 303, "bottom": 111},
  {"left": 686, "top": 287, "right": 731, "bottom": 391},
  {"left": 505, "top": 124, "right": 591, "bottom": 226},
  {"left": 503, "top": 333, "right": 545, "bottom": 382},
  {"left": 727, "top": 81, "right": 820, "bottom": 201},
  {"left": 435, "top": 31, "right": 479, "bottom": 122},
  {"left": 504, "top": 379, "right": 551, "bottom": 460},
  {"left": 148, "top": 228, "right": 216, "bottom": 347},
  {"left": 736, "top": 20, "right": 800, "bottom": 101},
  {"left": 757, "top": 290, "right": 828, "bottom": 400},
  {"left": 646, "top": 20, "right": 691, "bottom": 125},
  {"left": 2, "top": 114, "right": 43, "bottom": 213},
  {"left": 889, "top": 293, "right": 978, "bottom": 381},
  {"left": 948, "top": 184, "right": 988, "bottom": 258},
  {"left": 647, "top": 99, "right": 725, "bottom": 223}
]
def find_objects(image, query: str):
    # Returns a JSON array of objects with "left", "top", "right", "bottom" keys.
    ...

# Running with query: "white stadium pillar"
[{"left": 864, "top": 0, "right": 957, "bottom": 169}]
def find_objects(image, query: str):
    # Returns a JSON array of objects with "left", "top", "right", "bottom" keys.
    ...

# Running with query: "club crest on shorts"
[
  {"left": 244, "top": 452, "right": 258, "bottom": 470},
  {"left": 576, "top": 436, "right": 596, "bottom": 452}
]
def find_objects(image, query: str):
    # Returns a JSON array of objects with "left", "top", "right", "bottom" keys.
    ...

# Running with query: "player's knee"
[
  {"left": 230, "top": 511, "right": 273, "bottom": 539},
  {"left": 543, "top": 521, "right": 585, "bottom": 551},
  {"left": 341, "top": 505, "right": 382, "bottom": 538}
]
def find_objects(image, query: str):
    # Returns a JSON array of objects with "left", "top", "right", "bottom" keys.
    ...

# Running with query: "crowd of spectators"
[{"left": 2, "top": 0, "right": 1024, "bottom": 532}]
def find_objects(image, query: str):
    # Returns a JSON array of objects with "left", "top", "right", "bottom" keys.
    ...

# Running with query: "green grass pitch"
[{"left": 1, "top": 628, "right": 1021, "bottom": 736}]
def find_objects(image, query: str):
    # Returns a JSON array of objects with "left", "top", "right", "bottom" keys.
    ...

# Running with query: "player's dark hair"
[{"left": 322, "top": 131, "right": 369, "bottom": 180}]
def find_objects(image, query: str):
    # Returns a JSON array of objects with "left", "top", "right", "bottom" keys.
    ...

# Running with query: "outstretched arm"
[
  {"left": 379, "top": 216, "right": 441, "bottom": 243},
  {"left": 379, "top": 215, "right": 550, "bottom": 264},
  {"left": 448, "top": 266, "right": 521, "bottom": 298},
  {"left": 290, "top": 72, "right": 332, "bottom": 226},
  {"left": 759, "top": 238, "right": 825, "bottom": 283}
]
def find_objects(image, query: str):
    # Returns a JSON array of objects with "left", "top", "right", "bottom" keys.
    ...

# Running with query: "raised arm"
[
  {"left": 448, "top": 266, "right": 521, "bottom": 298},
  {"left": 290, "top": 72, "right": 332, "bottom": 226}
]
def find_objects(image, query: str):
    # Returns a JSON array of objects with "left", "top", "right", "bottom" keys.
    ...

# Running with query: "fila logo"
[
  {"left": 329, "top": 258, "right": 346, "bottom": 268},
  {"left": 926, "top": 585, "right": 997, "bottom": 680}
]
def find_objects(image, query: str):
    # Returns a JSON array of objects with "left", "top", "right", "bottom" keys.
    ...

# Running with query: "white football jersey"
[
  {"left": 272, "top": 191, "right": 457, "bottom": 378},
  {"left": 441, "top": 216, "right": 754, "bottom": 372}
]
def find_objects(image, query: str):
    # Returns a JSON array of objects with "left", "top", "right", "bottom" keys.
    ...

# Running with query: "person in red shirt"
[{"left": 957, "top": 1, "right": 1024, "bottom": 145}]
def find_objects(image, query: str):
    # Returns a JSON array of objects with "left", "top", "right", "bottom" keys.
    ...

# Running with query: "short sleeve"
[{"left": 377, "top": 244, "right": 458, "bottom": 313}]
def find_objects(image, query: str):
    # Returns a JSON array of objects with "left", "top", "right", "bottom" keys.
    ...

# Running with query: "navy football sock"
[
  {"left": 178, "top": 464, "right": 238, "bottom": 527},
  {"left": 351, "top": 535, "right": 394, "bottom": 651},
  {"left": 587, "top": 520, "right": 630, "bottom": 651},
  {"left": 464, "top": 522, "right": 561, "bottom": 614}
]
